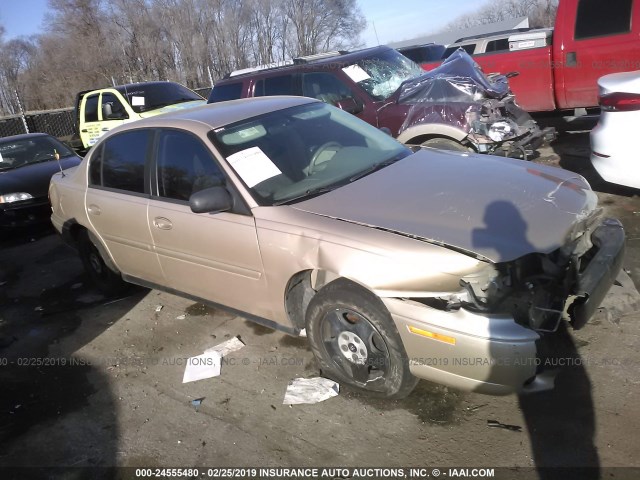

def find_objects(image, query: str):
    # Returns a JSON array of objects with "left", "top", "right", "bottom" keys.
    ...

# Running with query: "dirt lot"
[{"left": 1, "top": 131, "right": 640, "bottom": 479}]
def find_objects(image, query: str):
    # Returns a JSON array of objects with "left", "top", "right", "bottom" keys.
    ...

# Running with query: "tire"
[
  {"left": 78, "top": 230, "right": 126, "bottom": 295},
  {"left": 306, "top": 279, "right": 418, "bottom": 399},
  {"left": 421, "top": 137, "right": 471, "bottom": 152}
]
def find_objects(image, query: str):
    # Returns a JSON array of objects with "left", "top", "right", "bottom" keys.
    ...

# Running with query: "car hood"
[
  {"left": 0, "top": 156, "right": 81, "bottom": 198},
  {"left": 139, "top": 100, "right": 206, "bottom": 117},
  {"left": 292, "top": 150, "right": 598, "bottom": 263}
]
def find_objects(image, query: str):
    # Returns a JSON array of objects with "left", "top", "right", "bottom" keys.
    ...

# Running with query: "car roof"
[
  {"left": 0, "top": 132, "right": 51, "bottom": 143},
  {"left": 102, "top": 96, "right": 320, "bottom": 136},
  {"left": 219, "top": 46, "right": 396, "bottom": 82}
]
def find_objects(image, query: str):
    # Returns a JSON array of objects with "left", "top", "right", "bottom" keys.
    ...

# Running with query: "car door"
[
  {"left": 98, "top": 91, "right": 130, "bottom": 137},
  {"left": 79, "top": 93, "right": 100, "bottom": 148},
  {"left": 557, "top": 0, "right": 637, "bottom": 109},
  {"left": 147, "top": 129, "right": 270, "bottom": 317},
  {"left": 86, "top": 129, "right": 164, "bottom": 284}
]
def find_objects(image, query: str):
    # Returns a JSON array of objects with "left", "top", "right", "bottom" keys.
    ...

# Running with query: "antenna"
[
  {"left": 54, "top": 149, "right": 65, "bottom": 178},
  {"left": 372, "top": 21, "right": 380, "bottom": 46}
]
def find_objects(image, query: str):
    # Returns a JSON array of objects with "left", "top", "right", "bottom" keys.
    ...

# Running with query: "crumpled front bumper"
[
  {"left": 569, "top": 218, "right": 625, "bottom": 329},
  {"left": 382, "top": 218, "right": 625, "bottom": 396},
  {"left": 475, "top": 126, "right": 557, "bottom": 159}
]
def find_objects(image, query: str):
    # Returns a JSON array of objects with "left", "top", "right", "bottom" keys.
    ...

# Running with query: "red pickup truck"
[{"left": 419, "top": 0, "right": 640, "bottom": 113}]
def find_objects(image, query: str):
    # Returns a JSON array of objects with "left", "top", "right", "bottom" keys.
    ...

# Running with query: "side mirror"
[
  {"left": 189, "top": 186, "right": 232, "bottom": 214},
  {"left": 335, "top": 97, "right": 363, "bottom": 115}
]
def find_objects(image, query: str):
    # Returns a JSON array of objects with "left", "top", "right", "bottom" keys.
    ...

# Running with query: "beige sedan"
[{"left": 49, "top": 97, "right": 624, "bottom": 398}]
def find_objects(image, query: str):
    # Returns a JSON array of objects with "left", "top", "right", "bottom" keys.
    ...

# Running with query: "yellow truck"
[{"left": 72, "top": 81, "right": 206, "bottom": 150}]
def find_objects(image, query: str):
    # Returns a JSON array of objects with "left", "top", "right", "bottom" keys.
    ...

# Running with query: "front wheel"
[
  {"left": 78, "top": 230, "right": 126, "bottom": 295},
  {"left": 305, "top": 279, "right": 418, "bottom": 398}
]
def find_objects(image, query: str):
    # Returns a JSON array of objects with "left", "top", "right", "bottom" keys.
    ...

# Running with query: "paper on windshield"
[
  {"left": 131, "top": 96, "right": 145, "bottom": 106},
  {"left": 0, "top": 152, "right": 3, "bottom": 162},
  {"left": 227, "top": 146, "right": 282, "bottom": 187},
  {"left": 342, "top": 65, "right": 371, "bottom": 83}
]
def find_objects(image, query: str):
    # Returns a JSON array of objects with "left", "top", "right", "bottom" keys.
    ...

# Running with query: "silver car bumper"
[{"left": 383, "top": 297, "right": 544, "bottom": 395}]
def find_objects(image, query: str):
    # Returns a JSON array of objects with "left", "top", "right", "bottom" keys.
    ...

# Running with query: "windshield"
[
  {"left": 210, "top": 102, "right": 411, "bottom": 206},
  {"left": 116, "top": 82, "right": 203, "bottom": 113},
  {"left": 0, "top": 136, "right": 75, "bottom": 172},
  {"left": 345, "top": 49, "right": 424, "bottom": 101}
]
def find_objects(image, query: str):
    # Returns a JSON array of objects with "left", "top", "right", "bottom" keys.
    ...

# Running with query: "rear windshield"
[
  {"left": 116, "top": 82, "right": 203, "bottom": 113},
  {"left": 209, "top": 83, "right": 243, "bottom": 103}
]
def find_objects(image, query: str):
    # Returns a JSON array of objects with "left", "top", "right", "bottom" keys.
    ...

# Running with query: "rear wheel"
[
  {"left": 306, "top": 279, "right": 418, "bottom": 398},
  {"left": 421, "top": 137, "right": 471, "bottom": 152},
  {"left": 78, "top": 230, "right": 126, "bottom": 295}
]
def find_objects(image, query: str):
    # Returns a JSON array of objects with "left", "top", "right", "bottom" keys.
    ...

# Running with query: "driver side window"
[
  {"left": 101, "top": 93, "right": 129, "bottom": 120},
  {"left": 155, "top": 130, "right": 225, "bottom": 202}
]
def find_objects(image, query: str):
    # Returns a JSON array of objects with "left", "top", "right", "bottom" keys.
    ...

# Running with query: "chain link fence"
[
  {"left": 0, "top": 86, "right": 213, "bottom": 141},
  {"left": 0, "top": 108, "right": 76, "bottom": 140}
]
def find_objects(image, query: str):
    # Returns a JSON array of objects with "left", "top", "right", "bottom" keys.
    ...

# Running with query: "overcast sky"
[{"left": 0, "top": 0, "right": 482, "bottom": 46}]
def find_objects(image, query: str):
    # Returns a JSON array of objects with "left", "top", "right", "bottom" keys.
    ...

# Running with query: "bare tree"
[
  {"left": 283, "top": 0, "right": 365, "bottom": 57},
  {"left": 444, "top": 0, "right": 558, "bottom": 31},
  {"left": 0, "top": 0, "right": 367, "bottom": 113}
]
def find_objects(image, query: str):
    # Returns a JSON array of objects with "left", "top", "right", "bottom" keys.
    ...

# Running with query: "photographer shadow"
[{"left": 472, "top": 200, "right": 599, "bottom": 479}]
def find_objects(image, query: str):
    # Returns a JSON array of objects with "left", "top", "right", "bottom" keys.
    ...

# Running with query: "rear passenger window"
[
  {"left": 88, "top": 145, "right": 103, "bottom": 186},
  {"left": 84, "top": 94, "right": 99, "bottom": 122},
  {"left": 209, "top": 83, "right": 243, "bottom": 103},
  {"left": 302, "top": 73, "right": 356, "bottom": 106},
  {"left": 102, "top": 130, "right": 150, "bottom": 193},
  {"left": 443, "top": 44, "right": 476, "bottom": 58},
  {"left": 255, "top": 75, "right": 294, "bottom": 96},
  {"left": 156, "top": 130, "right": 224, "bottom": 201},
  {"left": 575, "top": 0, "right": 632, "bottom": 39},
  {"left": 486, "top": 39, "right": 510, "bottom": 53}
]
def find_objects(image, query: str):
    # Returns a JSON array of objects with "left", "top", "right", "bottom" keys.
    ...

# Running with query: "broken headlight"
[{"left": 488, "top": 121, "right": 516, "bottom": 142}]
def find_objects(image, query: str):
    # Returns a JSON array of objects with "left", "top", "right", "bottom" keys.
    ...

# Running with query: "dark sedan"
[{"left": 0, "top": 133, "right": 81, "bottom": 229}]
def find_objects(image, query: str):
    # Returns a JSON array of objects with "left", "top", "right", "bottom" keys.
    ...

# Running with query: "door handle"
[
  {"left": 566, "top": 52, "right": 577, "bottom": 67},
  {"left": 153, "top": 217, "right": 173, "bottom": 230},
  {"left": 101, "top": 127, "right": 110, "bottom": 132},
  {"left": 81, "top": 129, "right": 88, "bottom": 132},
  {"left": 87, "top": 204, "right": 101, "bottom": 215}
]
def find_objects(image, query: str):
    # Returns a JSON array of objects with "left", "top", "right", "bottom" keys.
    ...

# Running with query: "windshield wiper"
[
  {"left": 273, "top": 186, "right": 337, "bottom": 206},
  {"left": 348, "top": 154, "right": 405, "bottom": 183}
]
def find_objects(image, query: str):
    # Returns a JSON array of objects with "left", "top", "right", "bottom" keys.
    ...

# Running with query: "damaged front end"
[
  {"left": 398, "top": 49, "right": 555, "bottom": 159},
  {"left": 465, "top": 99, "right": 556, "bottom": 159},
  {"left": 457, "top": 216, "right": 625, "bottom": 332}
]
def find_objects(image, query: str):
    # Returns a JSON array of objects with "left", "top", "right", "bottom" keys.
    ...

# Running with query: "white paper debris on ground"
[
  {"left": 204, "top": 336, "right": 245, "bottom": 357},
  {"left": 182, "top": 337, "right": 245, "bottom": 384},
  {"left": 298, "top": 328, "right": 307, "bottom": 338},
  {"left": 155, "top": 305, "right": 163, "bottom": 312},
  {"left": 283, "top": 377, "right": 339, "bottom": 405},
  {"left": 176, "top": 314, "right": 186, "bottom": 320},
  {"left": 182, "top": 351, "right": 221, "bottom": 383}
]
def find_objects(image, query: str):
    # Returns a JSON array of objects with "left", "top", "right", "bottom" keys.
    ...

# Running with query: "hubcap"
[
  {"left": 338, "top": 331, "right": 368, "bottom": 364},
  {"left": 319, "top": 307, "right": 391, "bottom": 389}
]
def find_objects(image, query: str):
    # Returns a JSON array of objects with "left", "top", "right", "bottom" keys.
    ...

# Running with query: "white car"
[{"left": 591, "top": 70, "right": 640, "bottom": 189}]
